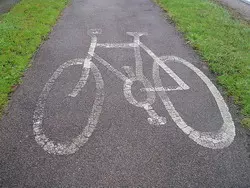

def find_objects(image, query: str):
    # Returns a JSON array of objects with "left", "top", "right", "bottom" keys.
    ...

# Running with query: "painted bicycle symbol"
[{"left": 33, "top": 29, "right": 235, "bottom": 155}]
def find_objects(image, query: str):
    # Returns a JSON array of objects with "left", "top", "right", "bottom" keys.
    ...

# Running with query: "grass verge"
[
  {"left": 0, "top": 0, "right": 69, "bottom": 116},
  {"left": 155, "top": 0, "right": 250, "bottom": 128}
]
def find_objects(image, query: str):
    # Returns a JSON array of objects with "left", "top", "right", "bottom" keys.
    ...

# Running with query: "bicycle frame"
[
  {"left": 69, "top": 29, "right": 190, "bottom": 125},
  {"left": 33, "top": 29, "right": 235, "bottom": 155}
]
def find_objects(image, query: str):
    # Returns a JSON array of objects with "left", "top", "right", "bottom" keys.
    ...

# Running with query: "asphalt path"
[
  {"left": 0, "top": 0, "right": 19, "bottom": 14},
  {"left": 0, "top": 0, "right": 249, "bottom": 187},
  {"left": 217, "top": 0, "right": 250, "bottom": 21}
]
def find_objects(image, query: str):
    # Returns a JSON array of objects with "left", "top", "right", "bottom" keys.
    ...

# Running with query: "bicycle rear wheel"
[{"left": 33, "top": 59, "right": 104, "bottom": 155}]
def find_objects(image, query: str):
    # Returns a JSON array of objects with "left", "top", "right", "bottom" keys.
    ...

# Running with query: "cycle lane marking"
[
  {"left": 153, "top": 56, "right": 235, "bottom": 149},
  {"left": 139, "top": 42, "right": 190, "bottom": 90},
  {"left": 139, "top": 40, "right": 235, "bottom": 148},
  {"left": 123, "top": 32, "right": 166, "bottom": 125},
  {"left": 33, "top": 59, "right": 105, "bottom": 155},
  {"left": 33, "top": 31, "right": 235, "bottom": 155},
  {"left": 68, "top": 30, "right": 99, "bottom": 98},
  {"left": 94, "top": 40, "right": 167, "bottom": 125}
]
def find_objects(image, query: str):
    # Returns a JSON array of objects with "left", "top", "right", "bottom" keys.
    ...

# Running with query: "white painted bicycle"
[{"left": 33, "top": 29, "right": 235, "bottom": 155}]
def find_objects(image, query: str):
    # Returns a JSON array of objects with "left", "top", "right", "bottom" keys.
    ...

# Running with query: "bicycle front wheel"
[{"left": 154, "top": 56, "right": 235, "bottom": 149}]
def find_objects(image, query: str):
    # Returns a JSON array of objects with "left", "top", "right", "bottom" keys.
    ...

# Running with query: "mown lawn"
[
  {"left": 156, "top": 0, "right": 250, "bottom": 128},
  {"left": 0, "top": 0, "right": 69, "bottom": 116}
]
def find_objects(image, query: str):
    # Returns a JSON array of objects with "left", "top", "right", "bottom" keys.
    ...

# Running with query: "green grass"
[
  {"left": 0, "top": 0, "right": 69, "bottom": 115},
  {"left": 155, "top": 0, "right": 250, "bottom": 128}
]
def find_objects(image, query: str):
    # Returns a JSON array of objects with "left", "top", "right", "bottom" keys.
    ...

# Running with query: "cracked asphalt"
[{"left": 0, "top": 0, "right": 249, "bottom": 187}]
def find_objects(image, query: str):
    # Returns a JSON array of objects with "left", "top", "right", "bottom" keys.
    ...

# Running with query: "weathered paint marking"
[
  {"left": 33, "top": 30, "right": 235, "bottom": 155},
  {"left": 33, "top": 59, "right": 104, "bottom": 155},
  {"left": 154, "top": 56, "right": 235, "bottom": 149}
]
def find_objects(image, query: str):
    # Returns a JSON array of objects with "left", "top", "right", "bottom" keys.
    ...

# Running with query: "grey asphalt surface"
[
  {"left": 0, "top": 0, "right": 250, "bottom": 187},
  {"left": 0, "top": 0, "right": 19, "bottom": 14},
  {"left": 216, "top": 0, "right": 250, "bottom": 21}
]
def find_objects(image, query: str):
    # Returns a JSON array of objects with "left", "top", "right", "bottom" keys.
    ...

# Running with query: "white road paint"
[
  {"left": 141, "top": 86, "right": 184, "bottom": 92},
  {"left": 93, "top": 53, "right": 128, "bottom": 81},
  {"left": 154, "top": 56, "right": 235, "bottom": 149},
  {"left": 94, "top": 36, "right": 167, "bottom": 125},
  {"left": 33, "top": 59, "right": 104, "bottom": 155},
  {"left": 123, "top": 32, "right": 166, "bottom": 125},
  {"left": 34, "top": 30, "right": 235, "bottom": 155},
  {"left": 68, "top": 31, "right": 99, "bottom": 97},
  {"left": 97, "top": 43, "right": 136, "bottom": 48},
  {"left": 140, "top": 42, "right": 190, "bottom": 91},
  {"left": 138, "top": 41, "right": 235, "bottom": 149}
]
